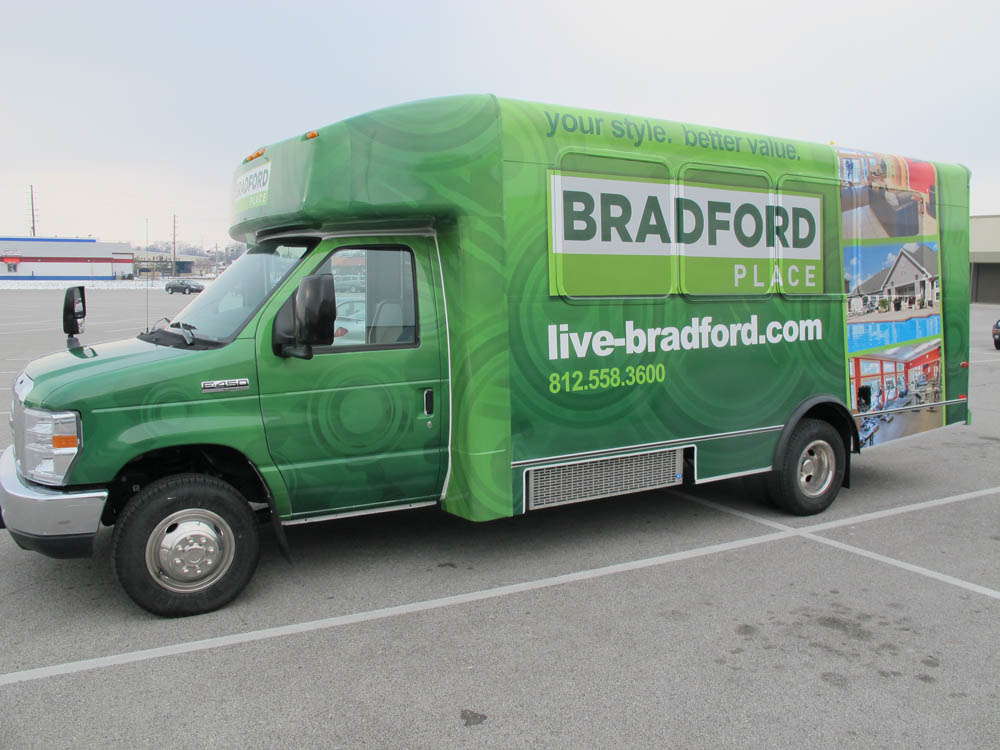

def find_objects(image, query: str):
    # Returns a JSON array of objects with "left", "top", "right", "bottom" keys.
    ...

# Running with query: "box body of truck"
[{"left": 228, "top": 94, "right": 970, "bottom": 523}]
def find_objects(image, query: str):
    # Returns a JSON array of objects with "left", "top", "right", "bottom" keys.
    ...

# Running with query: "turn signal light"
[
  {"left": 960, "top": 361, "right": 969, "bottom": 368},
  {"left": 52, "top": 435, "right": 78, "bottom": 449},
  {"left": 959, "top": 394, "right": 967, "bottom": 400},
  {"left": 244, "top": 148, "right": 266, "bottom": 163},
  {"left": 305, "top": 130, "right": 319, "bottom": 140}
]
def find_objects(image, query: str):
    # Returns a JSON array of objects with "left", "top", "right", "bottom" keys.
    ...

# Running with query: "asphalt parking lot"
[{"left": 0, "top": 290, "right": 998, "bottom": 748}]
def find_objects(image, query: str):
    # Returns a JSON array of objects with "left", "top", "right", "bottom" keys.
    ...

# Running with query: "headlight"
[{"left": 17, "top": 407, "right": 81, "bottom": 486}]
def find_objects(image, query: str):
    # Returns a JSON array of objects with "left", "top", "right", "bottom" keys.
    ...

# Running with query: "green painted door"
[{"left": 256, "top": 236, "right": 449, "bottom": 518}]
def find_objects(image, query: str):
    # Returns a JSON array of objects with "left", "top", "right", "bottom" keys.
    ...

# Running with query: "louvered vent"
[{"left": 527, "top": 449, "right": 683, "bottom": 510}]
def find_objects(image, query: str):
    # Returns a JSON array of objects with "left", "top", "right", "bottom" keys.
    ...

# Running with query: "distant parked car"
[
  {"left": 165, "top": 280, "right": 204, "bottom": 295},
  {"left": 992, "top": 319, "right": 1000, "bottom": 349},
  {"left": 334, "top": 274, "right": 365, "bottom": 294}
]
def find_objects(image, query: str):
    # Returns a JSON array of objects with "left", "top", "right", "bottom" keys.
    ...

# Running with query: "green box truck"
[{"left": 1, "top": 96, "right": 970, "bottom": 615}]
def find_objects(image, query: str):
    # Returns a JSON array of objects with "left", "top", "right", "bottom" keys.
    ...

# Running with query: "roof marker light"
[
  {"left": 305, "top": 130, "right": 319, "bottom": 140},
  {"left": 244, "top": 148, "right": 266, "bottom": 163}
]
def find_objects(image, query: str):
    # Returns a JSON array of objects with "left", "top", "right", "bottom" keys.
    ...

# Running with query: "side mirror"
[
  {"left": 277, "top": 274, "right": 336, "bottom": 359},
  {"left": 63, "top": 286, "right": 86, "bottom": 335}
]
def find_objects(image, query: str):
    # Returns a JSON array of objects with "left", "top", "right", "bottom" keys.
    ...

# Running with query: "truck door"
[{"left": 256, "top": 236, "right": 448, "bottom": 519}]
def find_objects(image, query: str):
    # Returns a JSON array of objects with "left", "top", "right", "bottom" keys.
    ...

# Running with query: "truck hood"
[{"left": 21, "top": 336, "right": 258, "bottom": 411}]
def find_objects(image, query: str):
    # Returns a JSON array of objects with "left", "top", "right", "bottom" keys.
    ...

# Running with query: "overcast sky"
[{"left": 2, "top": 0, "right": 995, "bottom": 250}]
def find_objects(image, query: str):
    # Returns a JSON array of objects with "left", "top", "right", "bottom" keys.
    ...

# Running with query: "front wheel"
[
  {"left": 994, "top": 337, "right": 1000, "bottom": 350},
  {"left": 767, "top": 418, "right": 846, "bottom": 516},
  {"left": 112, "top": 474, "right": 260, "bottom": 616},
  {"left": 183, "top": 288, "right": 190, "bottom": 295}
]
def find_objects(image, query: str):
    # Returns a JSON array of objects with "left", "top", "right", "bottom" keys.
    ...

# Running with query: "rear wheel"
[
  {"left": 183, "top": 288, "right": 190, "bottom": 295},
  {"left": 112, "top": 474, "right": 260, "bottom": 616},
  {"left": 994, "top": 337, "right": 999, "bottom": 350},
  {"left": 767, "top": 418, "right": 846, "bottom": 515}
]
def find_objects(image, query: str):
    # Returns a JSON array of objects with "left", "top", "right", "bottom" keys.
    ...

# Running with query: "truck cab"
[{"left": 2, "top": 229, "right": 451, "bottom": 616}]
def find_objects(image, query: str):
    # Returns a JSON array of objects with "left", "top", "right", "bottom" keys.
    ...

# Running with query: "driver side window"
[{"left": 316, "top": 247, "right": 418, "bottom": 351}]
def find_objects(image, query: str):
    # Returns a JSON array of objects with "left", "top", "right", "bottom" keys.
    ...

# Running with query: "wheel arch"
[
  {"left": 774, "top": 395, "right": 859, "bottom": 489},
  {"left": 102, "top": 443, "right": 273, "bottom": 526}
]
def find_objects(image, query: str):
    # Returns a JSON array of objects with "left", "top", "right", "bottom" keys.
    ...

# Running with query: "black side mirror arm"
[{"left": 279, "top": 343, "right": 313, "bottom": 360}]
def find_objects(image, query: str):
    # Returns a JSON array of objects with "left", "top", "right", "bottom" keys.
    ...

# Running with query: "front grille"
[{"left": 527, "top": 448, "right": 683, "bottom": 510}]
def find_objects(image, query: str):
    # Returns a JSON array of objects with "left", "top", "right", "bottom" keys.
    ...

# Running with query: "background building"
[
  {"left": 134, "top": 253, "right": 197, "bottom": 277},
  {"left": 971, "top": 215, "right": 1000, "bottom": 303},
  {"left": 0, "top": 236, "right": 133, "bottom": 280}
]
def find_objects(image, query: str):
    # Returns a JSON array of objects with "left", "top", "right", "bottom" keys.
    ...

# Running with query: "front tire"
[
  {"left": 112, "top": 474, "right": 260, "bottom": 616},
  {"left": 994, "top": 337, "right": 1000, "bottom": 350},
  {"left": 767, "top": 418, "right": 846, "bottom": 516}
]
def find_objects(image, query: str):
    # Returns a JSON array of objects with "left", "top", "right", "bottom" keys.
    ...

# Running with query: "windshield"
[{"left": 165, "top": 238, "right": 316, "bottom": 343}]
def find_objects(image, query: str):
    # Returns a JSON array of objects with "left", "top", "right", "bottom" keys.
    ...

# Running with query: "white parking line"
[
  {"left": 804, "top": 486, "right": 1000, "bottom": 532},
  {"left": 683, "top": 490, "right": 1000, "bottom": 601},
  {"left": 0, "top": 528, "right": 796, "bottom": 687},
  {"left": 1, "top": 484, "right": 998, "bottom": 688},
  {"left": 802, "top": 533, "right": 1000, "bottom": 601}
]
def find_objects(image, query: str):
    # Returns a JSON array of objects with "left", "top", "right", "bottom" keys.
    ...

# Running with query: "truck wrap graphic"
[
  {"left": 546, "top": 316, "right": 823, "bottom": 360},
  {"left": 839, "top": 147, "right": 949, "bottom": 447},
  {"left": 550, "top": 174, "right": 823, "bottom": 296},
  {"left": 233, "top": 160, "right": 271, "bottom": 214}
]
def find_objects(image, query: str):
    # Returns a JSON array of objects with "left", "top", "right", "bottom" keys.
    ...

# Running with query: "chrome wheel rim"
[
  {"left": 797, "top": 440, "right": 836, "bottom": 498},
  {"left": 144, "top": 509, "right": 235, "bottom": 593}
]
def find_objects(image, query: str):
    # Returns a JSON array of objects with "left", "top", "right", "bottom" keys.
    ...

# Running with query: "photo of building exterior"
[{"left": 846, "top": 242, "right": 940, "bottom": 319}]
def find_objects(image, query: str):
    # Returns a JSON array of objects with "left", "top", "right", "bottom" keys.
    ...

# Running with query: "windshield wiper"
[
  {"left": 168, "top": 321, "right": 224, "bottom": 346},
  {"left": 168, "top": 321, "right": 195, "bottom": 345}
]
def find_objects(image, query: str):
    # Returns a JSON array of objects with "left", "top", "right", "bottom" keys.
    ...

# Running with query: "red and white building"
[{"left": 1, "top": 237, "right": 134, "bottom": 280}]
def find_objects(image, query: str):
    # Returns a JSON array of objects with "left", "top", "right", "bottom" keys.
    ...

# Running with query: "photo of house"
[
  {"left": 846, "top": 242, "right": 940, "bottom": 321},
  {"left": 838, "top": 148, "right": 938, "bottom": 240}
]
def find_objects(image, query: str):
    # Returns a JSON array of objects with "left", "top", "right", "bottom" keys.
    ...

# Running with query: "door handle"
[{"left": 423, "top": 388, "right": 434, "bottom": 416}]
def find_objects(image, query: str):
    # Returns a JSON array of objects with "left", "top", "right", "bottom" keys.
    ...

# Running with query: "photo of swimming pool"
[{"left": 847, "top": 314, "right": 941, "bottom": 353}]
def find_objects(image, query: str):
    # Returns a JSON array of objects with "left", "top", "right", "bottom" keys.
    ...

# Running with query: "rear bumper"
[{"left": 0, "top": 446, "right": 107, "bottom": 558}]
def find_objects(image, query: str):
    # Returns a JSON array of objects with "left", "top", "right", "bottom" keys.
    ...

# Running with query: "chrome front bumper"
[{"left": 0, "top": 446, "right": 107, "bottom": 558}]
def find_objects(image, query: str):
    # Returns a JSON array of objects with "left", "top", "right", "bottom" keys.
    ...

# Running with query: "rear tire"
[
  {"left": 112, "top": 473, "right": 260, "bottom": 616},
  {"left": 994, "top": 338, "right": 1000, "bottom": 350},
  {"left": 767, "top": 418, "right": 846, "bottom": 516}
]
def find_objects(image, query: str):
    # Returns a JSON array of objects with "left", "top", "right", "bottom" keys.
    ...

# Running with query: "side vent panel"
[{"left": 526, "top": 449, "right": 683, "bottom": 510}]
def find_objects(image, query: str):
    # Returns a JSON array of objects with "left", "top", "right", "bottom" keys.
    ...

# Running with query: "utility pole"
[
  {"left": 28, "top": 185, "right": 38, "bottom": 237},
  {"left": 172, "top": 214, "right": 177, "bottom": 275}
]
